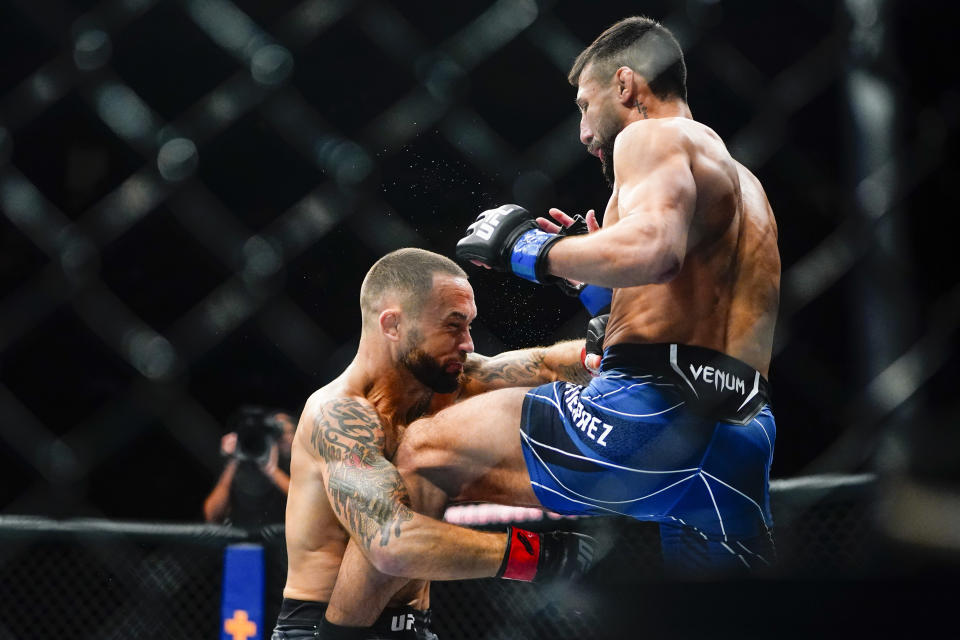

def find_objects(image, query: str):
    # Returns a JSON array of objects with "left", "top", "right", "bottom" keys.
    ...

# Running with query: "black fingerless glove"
[{"left": 585, "top": 314, "right": 609, "bottom": 361}]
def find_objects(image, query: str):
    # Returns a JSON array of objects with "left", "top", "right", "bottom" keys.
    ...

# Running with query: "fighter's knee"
[
  {"left": 395, "top": 419, "right": 435, "bottom": 476},
  {"left": 396, "top": 419, "right": 461, "bottom": 515},
  {"left": 365, "top": 543, "right": 414, "bottom": 577}
]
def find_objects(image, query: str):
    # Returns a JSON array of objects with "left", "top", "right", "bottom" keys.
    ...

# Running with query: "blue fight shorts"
[{"left": 520, "top": 343, "right": 776, "bottom": 573}]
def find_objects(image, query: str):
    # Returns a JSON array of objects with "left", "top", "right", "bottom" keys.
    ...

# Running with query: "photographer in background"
[{"left": 203, "top": 406, "right": 295, "bottom": 528}]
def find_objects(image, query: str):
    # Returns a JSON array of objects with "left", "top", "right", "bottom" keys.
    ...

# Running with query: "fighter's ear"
[
  {"left": 614, "top": 66, "right": 640, "bottom": 106},
  {"left": 379, "top": 308, "right": 402, "bottom": 341}
]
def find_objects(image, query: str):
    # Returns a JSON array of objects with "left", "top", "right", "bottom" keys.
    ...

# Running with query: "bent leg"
[
  {"left": 327, "top": 388, "right": 547, "bottom": 629},
  {"left": 397, "top": 386, "right": 540, "bottom": 510},
  {"left": 326, "top": 387, "right": 536, "bottom": 628},
  {"left": 325, "top": 389, "right": 520, "bottom": 627},
  {"left": 325, "top": 542, "right": 411, "bottom": 626}
]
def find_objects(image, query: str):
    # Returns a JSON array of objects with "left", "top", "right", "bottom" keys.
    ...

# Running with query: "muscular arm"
[
  {"left": 459, "top": 339, "right": 590, "bottom": 398},
  {"left": 546, "top": 123, "right": 698, "bottom": 287},
  {"left": 326, "top": 541, "right": 412, "bottom": 627},
  {"left": 311, "top": 397, "right": 506, "bottom": 577}
]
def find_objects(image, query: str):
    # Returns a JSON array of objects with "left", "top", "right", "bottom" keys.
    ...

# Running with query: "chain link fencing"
[
  {"left": 2, "top": 0, "right": 956, "bottom": 520},
  {"left": 0, "top": 475, "right": 885, "bottom": 640},
  {"left": 1, "top": 0, "right": 959, "bottom": 637}
]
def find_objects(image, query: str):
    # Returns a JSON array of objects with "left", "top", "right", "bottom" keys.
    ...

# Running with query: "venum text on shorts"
[{"left": 688, "top": 364, "right": 745, "bottom": 394}]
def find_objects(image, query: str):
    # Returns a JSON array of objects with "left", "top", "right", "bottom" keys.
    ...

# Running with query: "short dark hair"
[
  {"left": 359, "top": 248, "right": 467, "bottom": 322},
  {"left": 568, "top": 16, "right": 687, "bottom": 102}
]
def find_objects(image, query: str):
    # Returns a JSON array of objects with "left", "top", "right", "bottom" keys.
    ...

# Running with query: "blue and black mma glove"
[
  {"left": 456, "top": 204, "right": 612, "bottom": 314},
  {"left": 549, "top": 212, "right": 612, "bottom": 316},
  {"left": 456, "top": 204, "right": 560, "bottom": 284},
  {"left": 576, "top": 284, "right": 612, "bottom": 315}
]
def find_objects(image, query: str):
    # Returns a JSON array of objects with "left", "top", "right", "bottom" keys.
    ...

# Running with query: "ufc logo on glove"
[{"left": 474, "top": 208, "right": 508, "bottom": 240}]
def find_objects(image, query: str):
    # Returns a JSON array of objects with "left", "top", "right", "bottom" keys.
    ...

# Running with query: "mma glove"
[
  {"left": 581, "top": 313, "right": 609, "bottom": 377},
  {"left": 496, "top": 526, "right": 596, "bottom": 583},
  {"left": 546, "top": 212, "right": 612, "bottom": 315},
  {"left": 456, "top": 204, "right": 561, "bottom": 285},
  {"left": 456, "top": 204, "right": 613, "bottom": 315}
]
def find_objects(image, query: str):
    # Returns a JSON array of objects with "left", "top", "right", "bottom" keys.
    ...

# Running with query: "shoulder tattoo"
[{"left": 310, "top": 398, "right": 414, "bottom": 549}]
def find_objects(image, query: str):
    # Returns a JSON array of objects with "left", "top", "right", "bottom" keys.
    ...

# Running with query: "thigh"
[{"left": 396, "top": 386, "right": 540, "bottom": 507}]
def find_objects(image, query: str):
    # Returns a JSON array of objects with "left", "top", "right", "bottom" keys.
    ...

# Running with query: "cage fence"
[
  {"left": 0, "top": 475, "right": 885, "bottom": 640},
  {"left": 1, "top": 0, "right": 959, "bottom": 638}
]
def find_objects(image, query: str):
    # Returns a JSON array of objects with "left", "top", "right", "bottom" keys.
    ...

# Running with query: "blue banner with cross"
[{"left": 220, "top": 544, "right": 265, "bottom": 640}]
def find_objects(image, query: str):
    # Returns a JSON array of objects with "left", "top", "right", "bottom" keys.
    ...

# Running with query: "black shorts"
[{"left": 271, "top": 598, "right": 437, "bottom": 640}]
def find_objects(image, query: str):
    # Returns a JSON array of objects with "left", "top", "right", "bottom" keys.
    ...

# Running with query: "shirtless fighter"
[
  {"left": 272, "top": 248, "right": 595, "bottom": 639},
  {"left": 455, "top": 14, "right": 781, "bottom": 570},
  {"left": 324, "top": 16, "right": 781, "bottom": 627}
]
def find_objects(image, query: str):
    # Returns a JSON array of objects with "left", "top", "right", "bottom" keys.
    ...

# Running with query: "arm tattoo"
[
  {"left": 554, "top": 361, "right": 593, "bottom": 386},
  {"left": 465, "top": 351, "right": 546, "bottom": 387},
  {"left": 311, "top": 399, "right": 414, "bottom": 550},
  {"left": 466, "top": 346, "right": 592, "bottom": 389}
]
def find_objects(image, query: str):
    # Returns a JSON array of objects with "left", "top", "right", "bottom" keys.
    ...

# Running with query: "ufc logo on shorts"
[{"left": 391, "top": 613, "right": 415, "bottom": 631}]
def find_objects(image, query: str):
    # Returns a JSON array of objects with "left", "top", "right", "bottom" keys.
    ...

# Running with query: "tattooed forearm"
[
  {"left": 465, "top": 351, "right": 547, "bottom": 386},
  {"left": 466, "top": 342, "right": 590, "bottom": 389},
  {"left": 312, "top": 399, "right": 414, "bottom": 549},
  {"left": 554, "top": 361, "right": 593, "bottom": 386}
]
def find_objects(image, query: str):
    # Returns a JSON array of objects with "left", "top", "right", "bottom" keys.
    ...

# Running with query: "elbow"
[
  {"left": 603, "top": 217, "right": 686, "bottom": 286},
  {"left": 610, "top": 247, "right": 683, "bottom": 287},
  {"left": 649, "top": 251, "right": 682, "bottom": 284},
  {"left": 367, "top": 544, "right": 415, "bottom": 577}
]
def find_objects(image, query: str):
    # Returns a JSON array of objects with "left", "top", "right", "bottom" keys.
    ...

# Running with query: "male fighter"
[
  {"left": 325, "top": 15, "right": 781, "bottom": 629},
  {"left": 272, "top": 248, "right": 595, "bottom": 639}
]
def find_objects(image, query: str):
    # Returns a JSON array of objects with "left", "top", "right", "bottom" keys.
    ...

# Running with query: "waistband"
[
  {"left": 601, "top": 342, "right": 772, "bottom": 425},
  {"left": 277, "top": 597, "right": 327, "bottom": 625},
  {"left": 276, "top": 598, "right": 433, "bottom": 632}
]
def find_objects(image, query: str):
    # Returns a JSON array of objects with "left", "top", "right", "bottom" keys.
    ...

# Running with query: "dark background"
[{"left": 0, "top": 0, "right": 957, "bottom": 527}]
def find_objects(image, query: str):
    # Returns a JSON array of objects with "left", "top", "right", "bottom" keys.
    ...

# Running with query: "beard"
[
  {"left": 599, "top": 137, "right": 617, "bottom": 187},
  {"left": 399, "top": 344, "right": 462, "bottom": 394},
  {"left": 594, "top": 112, "right": 623, "bottom": 187}
]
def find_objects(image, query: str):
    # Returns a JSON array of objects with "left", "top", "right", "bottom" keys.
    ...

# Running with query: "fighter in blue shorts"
[
  {"left": 445, "top": 17, "right": 781, "bottom": 572},
  {"left": 521, "top": 318, "right": 776, "bottom": 572},
  {"left": 325, "top": 16, "right": 783, "bottom": 629}
]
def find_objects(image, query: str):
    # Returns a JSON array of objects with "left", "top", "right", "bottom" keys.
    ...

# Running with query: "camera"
[{"left": 230, "top": 406, "right": 283, "bottom": 463}]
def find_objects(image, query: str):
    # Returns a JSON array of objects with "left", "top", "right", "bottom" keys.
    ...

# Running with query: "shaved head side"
[
  {"left": 359, "top": 248, "right": 468, "bottom": 327},
  {"left": 569, "top": 15, "right": 687, "bottom": 102}
]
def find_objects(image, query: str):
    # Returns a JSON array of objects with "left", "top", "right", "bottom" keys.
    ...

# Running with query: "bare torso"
[
  {"left": 282, "top": 374, "right": 455, "bottom": 607},
  {"left": 280, "top": 330, "right": 586, "bottom": 609},
  {"left": 602, "top": 118, "right": 780, "bottom": 376}
]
